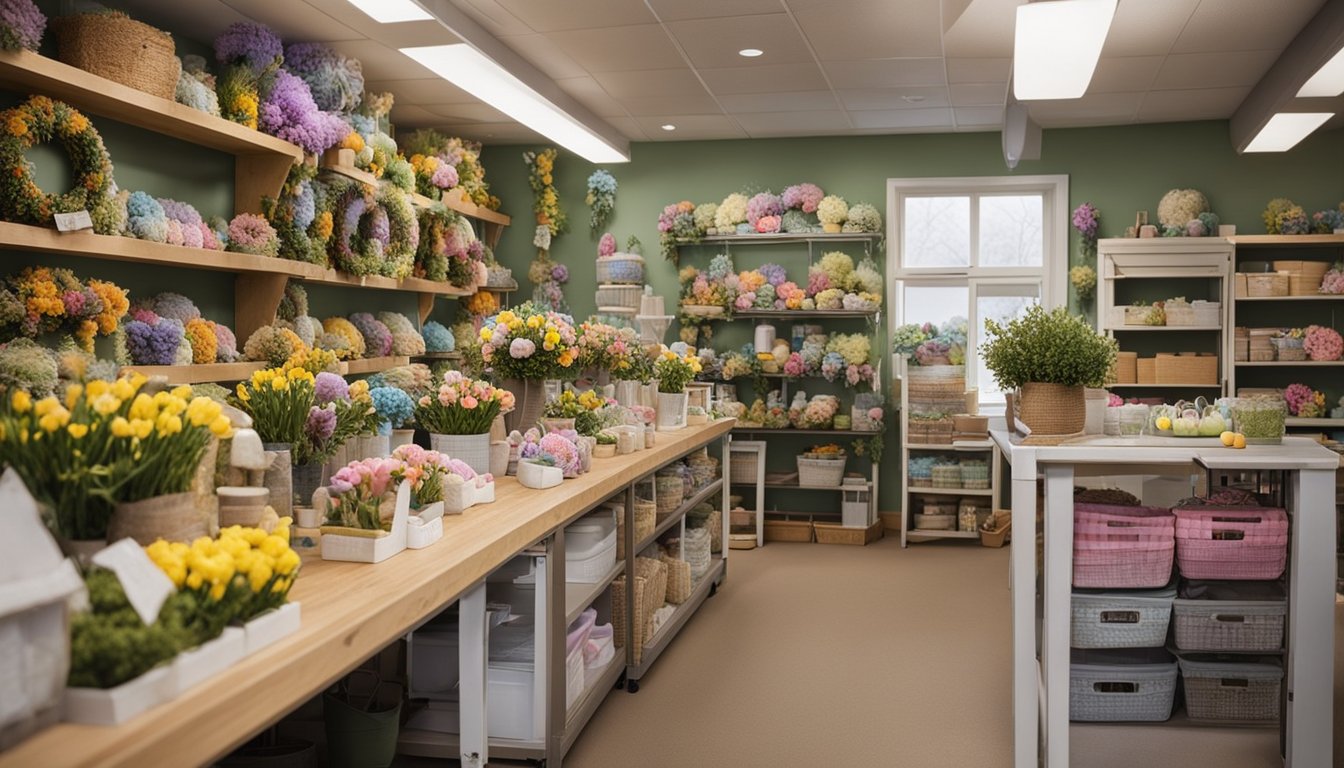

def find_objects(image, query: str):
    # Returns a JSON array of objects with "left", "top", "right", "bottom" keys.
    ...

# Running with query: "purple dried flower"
[
  {"left": 349, "top": 312, "right": 393, "bottom": 357},
  {"left": 283, "top": 42, "right": 365, "bottom": 113},
  {"left": 431, "top": 162, "right": 458, "bottom": 189},
  {"left": 125, "top": 320, "right": 184, "bottom": 366},
  {"left": 0, "top": 0, "right": 45, "bottom": 52},
  {"left": 758, "top": 263, "right": 787, "bottom": 287},
  {"left": 61, "top": 290, "right": 85, "bottom": 316},
  {"left": 746, "top": 192, "right": 783, "bottom": 225},
  {"left": 781, "top": 183, "right": 824, "bottom": 213},
  {"left": 1072, "top": 203, "right": 1098, "bottom": 238},
  {"left": 150, "top": 292, "right": 201, "bottom": 323},
  {"left": 213, "top": 323, "right": 239, "bottom": 362},
  {"left": 314, "top": 371, "right": 349, "bottom": 405},
  {"left": 551, "top": 264, "right": 569, "bottom": 283},
  {"left": 259, "top": 70, "right": 348, "bottom": 155},
  {"left": 214, "top": 21, "right": 283, "bottom": 72},
  {"left": 304, "top": 405, "right": 337, "bottom": 443}
]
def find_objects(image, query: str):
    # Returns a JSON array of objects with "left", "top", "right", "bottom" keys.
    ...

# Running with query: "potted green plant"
[{"left": 981, "top": 305, "right": 1117, "bottom": 437}]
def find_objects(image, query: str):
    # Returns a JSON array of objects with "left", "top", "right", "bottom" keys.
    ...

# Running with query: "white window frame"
[{"left": 886, "top": 175, "right": 1069, "bottom": 403}]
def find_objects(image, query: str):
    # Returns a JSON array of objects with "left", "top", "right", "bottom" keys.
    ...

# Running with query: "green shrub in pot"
[{"left": 981, "top": 305, "right": 1117, "bottom": 436}]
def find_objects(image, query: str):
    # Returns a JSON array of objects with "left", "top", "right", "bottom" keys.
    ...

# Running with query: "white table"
[{"left": 992, "top": 433, "right": 1337, "bottom": 768}]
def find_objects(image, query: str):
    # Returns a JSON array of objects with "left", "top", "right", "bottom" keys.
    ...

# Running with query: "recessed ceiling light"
[
  {"left": 1013, "top": 0, "right": 1117, "bottom": 100},
  {"left": 661, "top": 124, "right": 677, "bottom": 131},
  {"left": 900, "top": 94, "right": 926, "bottom": 103},
  {"left": 1298, "top": 47, "right": 1344, "bottom": 97},
  {"left": 346, "top": 0, "right": 432, "bottom": 23},
  {"left": 1244, "top": 112, "right": 1334, "bottom": 152},
  {"left": 738, "top": 48, "right": 764, "bottom": 58},
  {"left": 400, "top": 44, "right": 629, "bottom": 163}
]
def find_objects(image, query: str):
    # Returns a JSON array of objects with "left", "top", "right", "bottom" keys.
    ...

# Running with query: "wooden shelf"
[
  {"left": 1107, "top": 325, "right": 1222, "bottom": 331},
  {"left": 0, "top": 49, "right": 302, "bottom": 215},
  {"left": 1236, "top": 294, "right": 1344, "bottom": 301},
  {"left": 121, "top": 361, "right": 265, "bottom": 384},
  {"left": 1236, "top": 360, "right": 1344, "bottom": 367},
  {"left": 341, "top": 356, "right": 411, "bottom": 376},
  {"left": 443, "top": 195, "right": 511, "bottom": 227},
  {"left": 481, "top": 281, "right": 519, "bottom": 293},
  {"left": 1108, "top": 383, "right": 1222, "bottom": 388},
  {"left": 412, "top": 351, "right": 462, "bottom": 361},
  {"left": 680, "top": 233, "right": 882, "bottom": 246},
  {"left": 731, "top": 427, "right": 883, "bottom": 437},
  {"left": 730, "top": 480, "right": 870, "bottom": 491},
  {"left": 705, "top": 309, "right": 878, "bottom": 320},
  {"left": 319, "top": 162, "right": 378, "bottom": 187},
  {"left": 1286, "top": 417, "right": 1344, "bottom": 428},
  {"left": 1228, "top": 234, "right": 1344, "bottom": 246},
  {"left": 906, "top": 441, "right": 994, "bottom": 451},
  {"left": 908, "top": 486, "right": 994, "bottom": 496}
]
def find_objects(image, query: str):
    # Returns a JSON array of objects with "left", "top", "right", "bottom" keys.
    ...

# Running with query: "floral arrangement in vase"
[
  {"left": 788, "top": 393, "right": 839, "bottom": 430},
  {"left": 822, "top": 333, "right": 876, "bottom": 387},
  {"left": 415, "top": 370, "right": 513, "bottom": 435},
  {"left": 479, "top": 303, "right": 579, "bottom": 380},
  {"left": 0, "top": 377, "right": 233, "bottom": 540},
  {"left": 658, "top": 200, "right": 700, "bottom": 264},
  {"left": 655, "top": 347, "right": 702, "bottom": 394},
  {"left": 370, "top": 385, "right": 415, "bottom": 434},
  {"left": 817, "top": 195, "right": 848, "bottom": 233},
  {"left": 233, "top": 366, "right": 368, "bottom": 466},
  {"left": 577, "top": 321, "right": 640, "bottom": 372},
  {"left": 586, "top": 169, "right": 616, "bottom": 233},
  {"left": 782, "top": 183, "right": 824, "bottom": 214},
  {"left": 517, "top": 427, "right": 582, "bottom": 477},
  {"left": 145, "top": 517, "right": 299, "bottom": 621},
  {"left": 714, "top": 193, "right": 749, "bottom": 233},
  {"left": 678, "top": 264, "right": 732, "bottom": 315},
  {"left": 324, "top": 456, "right": 405, "bottom": 530},
  {"left": 1262, "top": 198, "right": 1309, "bottom": 235}
]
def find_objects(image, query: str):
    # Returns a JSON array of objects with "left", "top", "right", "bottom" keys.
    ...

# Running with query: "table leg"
[
  {"left": 1011, "top": 452, "right": 1039, "bottom": 768},
  {"left": 458, "top": 581, "right": 488, "bottom": 768},
  {"left": 1285, "top": 467, "right": 1335, "bottom": 766},
  {"left": 1042, "top": 464, "right": 1074, "bottom": 767}
]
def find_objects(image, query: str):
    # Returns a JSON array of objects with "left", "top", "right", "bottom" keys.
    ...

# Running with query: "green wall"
[{"left": 481, "top": 120, "right": 1344, "bottom": 513}]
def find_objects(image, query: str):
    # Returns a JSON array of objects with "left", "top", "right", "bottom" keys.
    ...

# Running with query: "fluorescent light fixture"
[
  {"left": 1298, "top": 47, "right": 1344, "bottom": 97},
  {"left": 400, "top": 44, "right": 629, "bottom": 163},
  {"left": 738, "top": 48, "right": 764, "bottom": 58},
  {"left": 661, "top": 124, "right": 677, "bottom": 131},
  {"left": 1244, "top": 112, "right": 1334, "bottom": 152},
  {"left": 347, "top": 0, "right": 432, "bottom": 23},
  {"left": 1013, "top": 0, "right": 1117, "bottom": 100}
]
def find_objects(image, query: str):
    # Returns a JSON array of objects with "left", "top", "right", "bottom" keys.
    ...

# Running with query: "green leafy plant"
[{"left": 981, "top": 305, "right": 1117, "bottom": 390}]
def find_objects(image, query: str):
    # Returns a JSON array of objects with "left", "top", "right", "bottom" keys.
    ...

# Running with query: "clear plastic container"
[
  {"left": 1230, "top": 397, "right": 1286, "bottom": 444},
  {"left": 1118, "top": 404, "right": 1148, "bottom": 437}
]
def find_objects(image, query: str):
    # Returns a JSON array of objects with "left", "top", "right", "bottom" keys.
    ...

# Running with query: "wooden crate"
[
  {"left": 763, "top": 519, "right": 814, "bottom": 543},
  {"left": 1136, "top": 357, "right": 1156, "bottom": 384},
  {"left": 814, "top": 519, "right": 884, "bottom": 546},
  {"left": 1113, "top": 351, "right": 1137, "bottom": 384},
  {"left": 1154, "top": 353, "right": 1217, "bottom": 385}
]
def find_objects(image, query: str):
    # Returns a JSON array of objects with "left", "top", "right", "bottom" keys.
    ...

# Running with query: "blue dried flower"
[
  {"left": 422, "top": 321, "right": 455, "bottom": 353},
  {"left": 126, "top": 192, "right": 168, "bottom": 242},
  {"left": 370, "top": 386, "right": 415, "bottom": 431}
]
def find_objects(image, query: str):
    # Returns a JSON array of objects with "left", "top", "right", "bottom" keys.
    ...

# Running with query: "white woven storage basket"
[
  {"left": 797, "top": 456, "right": 845, "bottom": 486},
  {"left": 595, "top": 284, "right": 642, "bottom": 310},
  {"left": 595, "top": 254, "right": 645, "bottom": 284},
  {"left": 1070, "top": 587, "right": 1175, "bottom": 649},
  {"left": 1070, "top": 650, "right": 1177, "bottom": 722}
]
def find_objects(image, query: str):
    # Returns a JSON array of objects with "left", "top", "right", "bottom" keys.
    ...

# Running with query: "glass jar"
[
  {"left": 1230, "top": 397, "right": 1286, "bottom": 444},
  {"left": 1118, "top": 404, "right": 1148, "bottom": 437}
]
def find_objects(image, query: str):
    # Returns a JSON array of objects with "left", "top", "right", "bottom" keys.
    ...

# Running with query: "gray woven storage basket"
[
  {"left": 1071, "top": 585, "right": 1176, "bottom": 649},
  {"left": 1179, "top": 658, "right": 1282, "bottom": 722},
  {"left": 1070, "top": 649, "right": 1177, "bottom": 722}
]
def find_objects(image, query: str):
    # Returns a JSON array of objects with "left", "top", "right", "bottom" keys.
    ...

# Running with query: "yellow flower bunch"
[
  {"left": 463, "top": 289, "right": 499, "bottom": 318},
  {"left": 340, "top": 131, "right": 365, "bottom": 154},
  {"left": 145, "top": 517, "right": 300, "bottom": 621},
  {"left": 285, "top": 346, "right": 342, "bottom": 375},
  {"left": 525, "top": 148, "right": 566, "bottom": 235},
  {"left": 654, "top": 348, "right": 702, "bottom": 394}
]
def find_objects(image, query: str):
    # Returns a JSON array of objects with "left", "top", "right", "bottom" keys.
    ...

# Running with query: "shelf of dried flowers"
[{"left": 0, "top": 48, "right": 303, "bottom": 214}]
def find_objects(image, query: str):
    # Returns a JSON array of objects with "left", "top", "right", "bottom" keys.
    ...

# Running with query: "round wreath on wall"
[
  {"left": 327, "top": 179, "right": 418, "bottom": 278},
  {"left": 0, "top": 96, "right": 113, "bottom": 225}
]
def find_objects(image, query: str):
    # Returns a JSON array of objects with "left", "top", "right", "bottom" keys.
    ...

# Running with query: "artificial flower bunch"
[
  {"left": 1322, "top": 262, "right": 1344, "bottom": 295},
  {"left": 1303, "top": 324, "right": 1343, "bottom": 361},
  {"left": 782, "top": 183, "right": 824, "bottom": 214},
  {"left": 658, "top": 200, "right": 700, "bottom": 263},
  {"left": 479, "top": 303, "right": 579, "bottom": 380},
  {"left": 517, "top": 427, "right": 582, "bottom": 477},
  {"left": 789, "top": 393, "right": 839, "bottom": 429},
  {"left": 368, "top": 363, "right": 435, "bottom": 401},
  {"left": 1262, "top": 198, "right": 1310, "bottom": 235},
  {"left": 414, "top": 369, "right": 513, "bottom": 435},
  {"left": 243, "top": 325, "right": 308, "bottom": 366},
  {"left": 389, "top": 444, "right": 452, "bottom": 508},
  {"left": 678, "top": 265, "right": 733, "bottom": 313},
  {"left": 586, "top": 169, "right": 617, "bottom": 233},
  {"left": 0, "top": 377, "right": 232, "bottom": 540},
  {"left": 325, "top": 456, "right": 405, "bottom": 530},
  {"left": 525, "top": 148, "right": 566, "bottom": 235},
  {"left": 823, "top": 333, "right": 876, "bottom": 387},
  {"left": 1283, "top": 382, "right": 1326, "bottom": 418},
  {"left": 409, "top": 153, "right": 460, "bottom": 198},
  {"left": 577, "top": 321, "right": 640, "bottom": 372},
  {"left": 1072, "top": 202, "right": 1100, "bottom": 259},
  {"left": 145, "top": 518, "right": 300, "bottom": 623},
  {"left": 1311, "top": 208, "right": 1344, "bottom": 234},
  {"left": 370, "top": 385, "right": 415, "bottom": 433},
  {"left": 0, "top": 0, "right": 45, "bottom": 52},
  {"left": 234, "top": 365, "right": 368, "bottom": 466},
  {"left": 0, "top": 267, "right": 127, "bottom": 352},
  {"left": 402, "top": 130, "right": 497, "bottom": 210},
  {"left": 714, "top": 193, "right": 749, "bottom": 233},
  {"left": 655, "top": 346, "right": 702, "bottom": 393}
]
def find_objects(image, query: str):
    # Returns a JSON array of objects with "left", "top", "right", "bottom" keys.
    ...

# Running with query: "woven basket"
[
  {"left": 594, "top": 284, "right": 642, "bottom": 310},
  {"left": 797, "top": 456, "right": 845, "bottom": 486},
  {"left": 931, "top": 465, "right": 962, "bottom": 488},
  {"left": 1246, "top": 273, "right": 1288, "bottom": 297},
  {"left": 654, "top": 472, "right": 685, "bottom": 516},
  {"left": 1154, "top": 354, "right": 1217, "bottom": 385},
  {"left": 1179, "top": 658, "right": 1281, "bottom": 722},
  {"left": 1113, "top": 352, "right": 1138, "bottom": 384},
  {"left": 661, "top": 555, "right": 692, "bottom": 605},
  {"left": 729, "top": 450, "right": 759, "bottom": 483},
  {"left": 913, "top": 513, "right": 955, "bottom": 530},
  {"left": 952, "top": 414, "right": 988, "bottom": 435},
  {"left": 959, "top": 461, "right": 989, "bottom": 489},
  {"left": 617, "top": 499, "right": 658, "bottom": 559},
  {"left": 1271, "top": 337, "right": 1305, "bottom": 361},
  {"left": 1018, "top": 382, "right": 1085, "bottom": 437},
  {"left": 595, "top": 254, "right": 645, "bottom": 284},
  {"left": 53, "top": 13, "right": 179, "bottom": 100}
]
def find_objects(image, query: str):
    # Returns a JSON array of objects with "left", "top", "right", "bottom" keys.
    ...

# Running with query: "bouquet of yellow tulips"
[
  {"left": 0, "top": 376, "right": 232, "bottom": 540},
  {"left": 234, "top": 365, "right": 370, "bottom": 465}
]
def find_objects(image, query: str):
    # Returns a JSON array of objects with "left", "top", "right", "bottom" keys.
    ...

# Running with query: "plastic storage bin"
[
  {"left": 1071, "top": 584, "right": 1176, "bottom": 649},
  {"left": 1073, "top": 504, "right": 1175, "bottom": 588},
  {"left": 1070, "top": 648, "right": 1178, "bottom": 722},
  {"left": 1172, "top": 581, "right": 1286, "bottom": 652},
  {"left": 566, "top": 509, "right": 618, "bottom": 583},
  {"left": 408, "top": 631, "right": 460, "bottom": 700},
  {"left": 1179, "top": 657, "right": 1282, "bottom": 722},
  {"left": 1173, "top": 505, "right": 1288, "bottom": 580}
]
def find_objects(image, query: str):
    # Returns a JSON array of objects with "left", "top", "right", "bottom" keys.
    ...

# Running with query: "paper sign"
[
  {"left": 54, "top": 210, "right": 93, "bottom": 232},
  {"left": 92, "top": 539, "right": 175, "bottom": 626}
]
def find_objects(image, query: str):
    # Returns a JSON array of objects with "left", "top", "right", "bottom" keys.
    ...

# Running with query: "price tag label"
[
  {"left": 92, "top": 539, "right": 174, "bottom": 626},
  {"left": 54, "top": 210, "right": 93, "bottom": 232}
]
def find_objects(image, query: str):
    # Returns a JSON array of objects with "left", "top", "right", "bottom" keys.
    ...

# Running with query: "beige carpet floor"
[{"left": 557, "top": 536, "right": 1344, "bottom": 768}]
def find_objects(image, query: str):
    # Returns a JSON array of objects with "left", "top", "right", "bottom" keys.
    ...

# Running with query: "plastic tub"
[
  {"left": 1173, "top": 506, "right": 1288, "bottom": 580},
  {"left": 1071, "top": 584, "right": 1176, "bottom": 649},
  {"left": 1172, "top": 580, "right": 1286, "bottom": 652},
  {"left": 1179, "top": 657, "right": 1282, "bottom": 722},
  {"left": 1070, "top": 648, "right": 1177, "bottom": 722}
]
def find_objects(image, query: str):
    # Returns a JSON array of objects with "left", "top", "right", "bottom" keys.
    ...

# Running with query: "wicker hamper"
[
  {"left": 661, "top": 555, "right": 692, "bottom": 605},
  {"left": 612, "top": 557, "right": 668, "bottom": 664},
  {"left": 53, "top": 13, "right": 179, "bottom": 100}
]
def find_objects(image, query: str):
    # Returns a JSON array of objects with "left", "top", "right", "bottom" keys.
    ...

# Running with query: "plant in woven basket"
[{"left": 982, "top": 305, "right": 1117, "bottom": 391}]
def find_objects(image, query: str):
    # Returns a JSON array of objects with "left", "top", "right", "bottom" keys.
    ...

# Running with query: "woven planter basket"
[
  {"left": 53, "top": 14, "right": 179, "bottom": 100},
  {"left": 1018, "top": 382, "right": 1085, "bottom": 436}
]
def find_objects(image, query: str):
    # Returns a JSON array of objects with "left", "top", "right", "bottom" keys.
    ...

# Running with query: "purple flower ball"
[
  {"left": 304, "top": 405, "right": 337, "bottom": 442},
  {"left": 314, "top": 372, "right": 349, "bottom": 405}
]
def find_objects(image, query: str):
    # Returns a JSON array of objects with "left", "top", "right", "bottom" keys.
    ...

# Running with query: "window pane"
[
  {"left": 978, "top": 195, "right": 1043, "bottom": 267},
  {"left": 901, "top": 284, "right": 969, "bottom": 328},
  {"left": 903, "top": 196, "right": 970, "bottom": 268},
  {"left": 975, "top": 286, "right": 1040, "bottom": 401}
]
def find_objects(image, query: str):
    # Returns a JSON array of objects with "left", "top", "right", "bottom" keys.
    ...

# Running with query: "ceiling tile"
[
  {"left": 1136, "top": 86, "right": 1251, "bottom": 122},
  {"left": 548, "top": 24, "right": 686, "bottom": 72},
  {"left": 940, "top": 0, "right": 1019, "bottom": 58},
  {"left": 849, "top": 107, "right": 954, "bottom": 130},
  {"left": 1172, "top": 0, "right": 1325, "bottom": 54},
  {"left": 1153, "top": 50, "right": 1280, "bottom": 90},
  {"left": 445, "top": 0, "right": 534, "bottom": 36},
  {"left": 424, "top": 103, "right": 511, "bottom": 123},
  {"left": 666, "top": 13, "right": 814, "bottom": 69},
  {"left": 332, "top": 40, "right": 442, "bottom": 80},
  {"left": 494, "top": 0, "right": 658, "bottom": 31},
  {"left": 439, "top": 122, "right": 547, "bottom": 143},
  {"left": 635, "top": 114, "right": 747, "bottom": 140},
  {"left": 364, "top": 79, "right": 478, "bottom": 105},
  {"left": 602, "top": 116, "right": 650, "bottom": 141},
  {"left": 1027, "top": 92, "right": 1143, "bottom": 127},
  {"left": 555, "top": 77, "right": 629, "bottom": 118},
  {"left": 699, "top": 62, "right": 830, "bottom": 93},
  {"left": 360, "top": 21, "right": 464, "bottom": 49},
  {"left": 838, "top": 86, "right": 951, "bottom": 110},
  {"left": 824, "top": 59, "right": 947, "bottom": 89},
  {"left": 647, "top": 0, "right": 785, "bottom": 21},
  {"left": 389, "top": 104, "right": 442, "bottom": 127},
  {"left": 1087, "top": 56, "right": 1164, "bottom": 94},
  {"left": 948, "top": 83, "right": 1005, "bottom": 107},
  {"left": 620, "top": 92, "right": 723, "bottom": 116},
  {"left": 497, "top": 33, "right": 589, "bottom": 80},
  {"left": 592, "top": 68, "right": 710, "bottom": 99},
  {"left": 793, "top": 0, "right": 943, "bottom": 60},
  {"left": 946, "top": 58, "right": 1010, "bottom": 84},
  {"left": 718, "top": 90, "right": 839, "bottom": 113},
  {"left": 221, "top": 0, "right": 361, "bottom": 41},
  {"left": 954, "top": 106, "right": 1004, "bottom": 127},
  {"left": 734, "top": 110, "right": 851, "bottom": 136},
  {"left": 1100, "top": 0, "right": 1198, "bottom": 57}
]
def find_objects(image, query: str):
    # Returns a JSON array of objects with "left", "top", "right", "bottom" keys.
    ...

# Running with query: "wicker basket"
[
  {"left": 1071, "top": 649, "right": 1178, "bottom": 722},
  {"left": 612, "top": 557, "right": 668, "bottom": 663},
  {"left": 1018, "top": 382, "right": 1085, "bottom": 436},
  {"left": 1113, "top": 351, "right": 1138, "bottom": 384},
  {"left": 959, "top": 461, "right": 989, "bottom": 489},
  {"left": 952, "top": 414, "right": 989, "bottom": 435},
  {"left": 1245, "top": 272, "right": 1288, "bottom": 298},
  {"left": 729, "top": 450, "right": 760, "bottom": 483},
  {"left": 1172, "top": 595, "right": 1285, "bottom": 652},
  {"left": 595, "top": 254, "right": 645, "bottom": 284},
  {"left": 661, "top": 555, "right": 692, "bottom": 605},
  {"left": 1071, "top": 587, "right": 1176, "bottom": 649},
  {"left": 797, "top": 456, "right": 845, "bottom": 486},
  {"left": 1154, "top": 353, "right": 1217, "bottom": 385},
  {"left": 595, "top": 284, "right": 642, "bottom": 310},
  {"left": 764, "top": 519, "right": 814, "bottom": 542},
  {"left": 1165, "top": 301, "right": 1220, "bottom": 327},
  {"left": 53, "top": 13, "right": 179, "bottom": 100},
  {"left": 913, "top": 513, "right": 955, "bottom": 530},
  {"left": 617, "top": 499, "right": 658, "bottom": 559},
  {"left": 931, "top": 464, "right": 962, "bottom": 489},
  {"left": 654, "top": 470, "right": 685, "bottom": 516},
  {"left": 1270, "top": 337, "right": 1305, "bottom": 361},
  {"left": 1179, "top": 658, "right": 1281, "bottom": 722}
]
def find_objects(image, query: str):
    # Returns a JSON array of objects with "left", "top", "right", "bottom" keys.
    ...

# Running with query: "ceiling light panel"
[
  {"left": 1243, "top": 112, "right": 1334, "bottom": 152},
  {"left": 347, "top": 0, "right": 432, "bottom": 23},
  {"left": 1013, "top": 0, "right": 1118, "bottom": 100},
  {"left": 1298, "top": 47, "right": 1344, "bottom": 98}
]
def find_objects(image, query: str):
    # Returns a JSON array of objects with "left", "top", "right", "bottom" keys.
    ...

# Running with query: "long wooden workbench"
[{"left": 1, "top": 419, "right": 735, "bottom": 768}]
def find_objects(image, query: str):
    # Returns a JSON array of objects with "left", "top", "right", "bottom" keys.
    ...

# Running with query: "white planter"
[
  {"left": 613, "top": 380, "right": 642, "bottom": 407},
  {"left": 361, "top": 434, "right": 391, "bottom": 459},
  {"left": 656, "top": 391, "right": 688, "bottom": 431},
  {"left": 415, "top": 501, "right": 446, "bottom": 522},
  {"left": 390, "top": 429, "right": 416, "bottom": 452},
  {"left": 407, "top": 515, "right": 443, "bottom": 549},
  {"left": 294, "top": 505, "right": 323, "bottom": 528},
  {"left": 243, "top": 602, "right": 302, "bottom": 655},
  {"left": 517, "top": 461, "right": 563, "bottom": 489},
  {"left": 64, "top": 666, "right": 173, "bottom": 726},
  {"left": 429, "top": 433, "right": 491, "bottom": 476},
  {"left": 321, "top": 480, "right": 411, "bottom": 564},
  {"left": 172, "top": 627, "right": 245, "bottom": 695},
  {"left": 444, "top": 479, "right": 495, "bottom": 514}
]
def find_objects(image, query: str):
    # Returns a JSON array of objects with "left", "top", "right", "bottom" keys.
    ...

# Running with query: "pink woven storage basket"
[
  {"left": 1173, "top": 506, "right": 1288, "bottom": 580},
  {"left": 1073, "top": 504, "right": 1175, "bottom": 588}
]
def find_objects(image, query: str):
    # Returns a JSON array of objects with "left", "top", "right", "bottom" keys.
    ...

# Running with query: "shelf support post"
[
  {"left": 235, "top": 154, "right": 298, "bottom": 215},
  {"left": 234, "top": 273, "right": 288, "bottom": 347}
]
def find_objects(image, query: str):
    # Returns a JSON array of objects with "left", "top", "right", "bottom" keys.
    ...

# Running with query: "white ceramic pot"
[
  {"left": 656, "top": 391, "right": 688, "bottom": 431},
  {"left": 429, "top": 432, "right": 491, "bottom": 476},
  {"left": 517, "top": 460, "right": 563, "bottom": 489}
]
